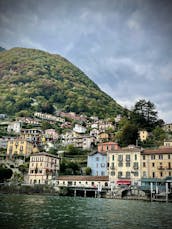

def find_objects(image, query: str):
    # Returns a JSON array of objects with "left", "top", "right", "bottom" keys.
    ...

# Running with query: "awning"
[{"left": 117, "top": 180, "right": 131, "bottom": 185}]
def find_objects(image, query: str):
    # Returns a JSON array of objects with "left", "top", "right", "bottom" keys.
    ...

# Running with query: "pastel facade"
[
  {"left": 98, "top": 132, "right": 109, "bottom": 142},
  {"left": 164, "top": 140, "right": 172, "bottom": 148},
  {"left": 141, "top": 148, "right": 172, "bottom": 179},
  {"left": 139, "top": 130, "right": 149, "bottom": 142},
  {"left": 98, "top": 142, "right": 120, "bottom": 152},
  {"left": 163, "top": 123, "right": 172, "bottom": 132},
  {"left": 108, "top": 147, "right": 142, "bottom": 186},
  {"left": 45, "top": 129, "right": 59, "bottom": 140},
  {"left": 87, "top": 152, "right": 107, "bottom": 176},
  {"left": 28, "top": 153, "right": 60, "bottom": 184},
  {"left": 7, "top": 139, "right": 35, "bottom": 156}
]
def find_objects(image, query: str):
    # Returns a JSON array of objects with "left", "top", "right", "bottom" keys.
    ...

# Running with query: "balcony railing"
[
  {"left": 110, "top": 166, "right": 115, "bottom": 170},
  {"left": 158, "top": 166, "right": 165, "bottom": 170}
]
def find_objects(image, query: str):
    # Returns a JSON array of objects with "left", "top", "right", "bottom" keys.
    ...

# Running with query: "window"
[
  {"left": 126, "top": 162, "right": 130, "bottom": 167},
  {"left": 169, "top": 172, "right": 171, "bottom": 176},
  {"left": 143, "top": 162, "right": 146, "bottom": 167},
  {"left": 133, "top": 162, "right": 139, "bottom": 169},
  {"left": 168, "top": 162, "right": 171, "bottom": 169},
  {"left": 112, "top": 155, "right": 114, "bottom": 161},
  {"left": 101, "top": 163, "right": 105, "bottom": 168},
  {"left": 159, "top": 154, "right": 163, "bottom": 160},
  {"left": 111, "top": 171, "right": 115, "bottom": 176},
  {"left": 91, "top": 182, "right": 94, "bottom": 186},
  {"left": 126, "top": 155, "right": 130, "bottom": 161},
  {"left": 135, "top": 154, "right": 137, "bottom": 160},
  {"left": 151, "top": 155, "right": 155, "bottom": 160},
  {"left": 134, "top": 171, "right": 139, "bottom": 177},
  {"left": 152, "top": 163, "right": 155, "bottom": 167},
  {"left": 96, "top": 157, "right": 99, "bottom": 161},
  {"left": 168, "top": 154, "right": 170, "bottom": 159},
  {"left": 118, "top": 162, "right": 123, "bottom": 167},
  {"left": 152, "top": 172, "right": 155, "bottom": 178},
  {"left": 118, "top": 171, "right": 122, "bottom": 178},
  {"left": 143, "top": 155, "right": 146, "bottom": 160},
  {"left": 143, "top": 171, "right": 147, "bottom": 177},
  {"left": 111, "top": 162, "right": 114, "bottom": 169},
  {"left": 126, "top": 171, "right": 130, "bottom": 178},
  {"left": 101, "top": 171, "right": 105, "bottom": 176},
  {"left": 118, "top": 155, "right": 123, "bottom": 161},
  {"left": 160, "top": 172, "right": 163, "bottom": 177}
]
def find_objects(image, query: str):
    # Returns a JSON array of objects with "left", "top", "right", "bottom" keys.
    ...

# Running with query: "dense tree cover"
[
  {"left": 60, "top": 159, "right": 81, "bottom": 175},
  {"left": 130, "top": 99, "right": 164, "bottom": 131},
  {"left": 0, "top": 167, "right": 13, "bottom": 182},
  {"left": 115, "top": 100, "right": 165, "bottom": 147},
  {"left": 0, "top": 47, "right": 123, "bottom": 118}
]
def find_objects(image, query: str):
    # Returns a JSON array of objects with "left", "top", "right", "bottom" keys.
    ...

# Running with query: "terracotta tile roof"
[
  {"left": 31, "top": 152, "right": 59, "bottom": 158},
  {"left": 142, "top": 148, "right": 172, "bottom": 155},
  {"left": 58, "top": 176, "right": 109, "bottom": 181}
]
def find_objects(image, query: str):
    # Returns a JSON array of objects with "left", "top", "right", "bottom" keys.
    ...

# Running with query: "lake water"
[{"left": 0, "top": 194, "right": 171, "bottom": 229}]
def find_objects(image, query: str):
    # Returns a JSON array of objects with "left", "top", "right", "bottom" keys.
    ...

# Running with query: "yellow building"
[
  {"left": 28, "top": 152, "right": 60, "bottom": 185},
  {"left": 108, "top": 146, "right": 142, "bottom": 186},
  {"left": 141, "top": 148, "right": 172, "bottom": 179},
  {"left": 139, "top": 130, "right": 149, "bottom": 142},
  {"left": 7, "top": 139, "right": 36, "bottom": 156}
]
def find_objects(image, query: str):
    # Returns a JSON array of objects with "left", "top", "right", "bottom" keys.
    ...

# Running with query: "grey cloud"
[{"left": 0, "top": 0, "right": 172, "bottom": 122}]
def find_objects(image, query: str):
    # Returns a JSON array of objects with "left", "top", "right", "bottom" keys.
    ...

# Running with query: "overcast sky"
[{"left": 0, "top": 0, "right": 172, "bottom": 123}]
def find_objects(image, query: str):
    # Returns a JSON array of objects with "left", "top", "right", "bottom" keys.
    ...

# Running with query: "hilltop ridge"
[{"left": 0, "top": 47, "right": 124, "bottom": 118}]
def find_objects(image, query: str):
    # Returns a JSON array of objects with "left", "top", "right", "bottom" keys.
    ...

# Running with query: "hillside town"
[{"left": 0, "top": 111, "right": 172, "bottom": 201}]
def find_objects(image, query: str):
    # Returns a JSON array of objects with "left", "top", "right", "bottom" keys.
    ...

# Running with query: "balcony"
[
  {"left": 110, "top": 166, "right": 115, "bottom": 170},
  {"left": 133, "top": 166, "right": 139, "bottom": 170},
  {"left": 158, "top": 166, "right": 165, "bottom": 170}
]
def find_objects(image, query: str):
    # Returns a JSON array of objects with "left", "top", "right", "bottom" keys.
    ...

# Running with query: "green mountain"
[{"left": 0, "top": 47, "right": 123, "bottom": 118}]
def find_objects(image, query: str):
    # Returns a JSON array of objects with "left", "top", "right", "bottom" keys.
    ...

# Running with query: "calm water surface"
[{"left": 0, "top": 194, "right": 171, "bottom": 229}]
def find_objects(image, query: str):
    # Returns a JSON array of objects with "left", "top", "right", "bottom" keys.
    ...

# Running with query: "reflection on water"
[{"left": 0, "top": 194, "right": 172, "bottom": 229}]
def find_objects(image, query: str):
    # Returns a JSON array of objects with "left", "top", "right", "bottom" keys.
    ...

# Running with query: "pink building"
[{"left": 98, "top": 142, "right": 120, "bottom": 152}]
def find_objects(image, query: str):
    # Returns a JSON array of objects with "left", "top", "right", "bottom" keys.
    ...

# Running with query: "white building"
[
  {"left": 7, "top": 122, "right": 21, "bottom": 134},
  {"left": 28, "top": 152, "right": 60, "bottom": 185},
  {"left": 73, "top": 124, "right": 87, "bottom": 134}
]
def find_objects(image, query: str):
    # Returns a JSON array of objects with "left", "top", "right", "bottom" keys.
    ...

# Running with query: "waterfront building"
[
  {"left": 28, "top": 152, "right": 60, "bottom": 185},
  {"left": 87, "top": 151, "right": 107, "bottom": 176},
  {"left": 6, "top": 138, "right": 37, "bottom": 156},
  {"left": 141, "top": 148, "right": 172, "bottom": 179},
  {"left": 108, "top": 146, "right": 142, "bottom": 186},
  {"left": 56, "top": 175, "right": 109, "bottom": 189}
]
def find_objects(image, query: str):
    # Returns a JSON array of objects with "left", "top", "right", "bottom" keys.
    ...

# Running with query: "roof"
[
  {"left": 88, "top": 151, "right": 107, "bottom": 156},
  {"left": 108, "top": 148, "right": 141, "bottom": 153},
  {"left": 58, "top": 176, "right": 109, "bottom": 181},
  {"left": 98, "top": 142, "right": 118, "bottom": 145},
  {"left": 142, "top": 148, "right": 172, "bottom": 155},
  {"left": 31, "top": 152, "right": 59, "bottom": 158}
]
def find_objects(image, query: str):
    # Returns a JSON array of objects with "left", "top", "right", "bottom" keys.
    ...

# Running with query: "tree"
[
  {"left": 116, "top": 122, "right": 138, "bottom": 147},
  {"left": 131, "top": 99, "right": 160, "bottom": 131},
  {"left": 85, "top": 167, "right": 92, "bottom": 175}
]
